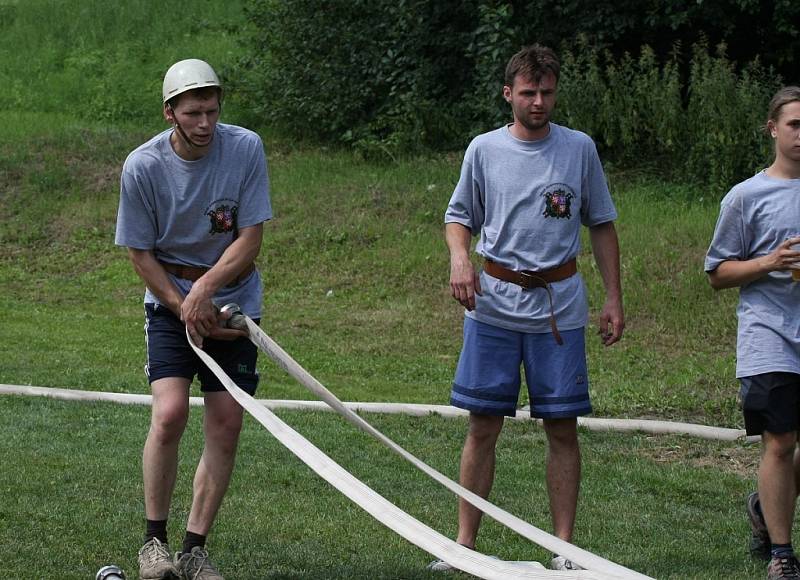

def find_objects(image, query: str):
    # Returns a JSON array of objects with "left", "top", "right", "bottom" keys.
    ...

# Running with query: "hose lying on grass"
[{"left": 181, "top": 308, "right": 653, "bottom": 579}]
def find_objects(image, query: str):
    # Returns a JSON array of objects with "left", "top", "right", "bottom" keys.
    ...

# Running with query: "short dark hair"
[{"left": 504, "top": 45, "right": 560, "bottom": 87}]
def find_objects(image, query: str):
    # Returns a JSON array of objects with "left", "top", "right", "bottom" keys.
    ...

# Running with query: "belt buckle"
[{"left": 518, "top": 270, "right": 544, "bottom": 289}]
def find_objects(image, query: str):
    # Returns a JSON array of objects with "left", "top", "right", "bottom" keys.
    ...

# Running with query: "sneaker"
[
  {"left": 175, "top": 546, "right": 224, "bottom": 580},
  {"left": 551, "top": 555, "right": 585, "bottom": 571},
  {"left": 426, "top": 559, "right": 457, "bottom": 572},
  {"left": 138, "top": 538, "right": 179, "bottom": 580},
  {"left": 748, "top": 491, "right": 772, "bottom": 560},
  {"left": 767, "top": 556, "right": 800, "bottom": 580},
  {"left": 426, "top": 553, "right": 498, "bottom": 573}
]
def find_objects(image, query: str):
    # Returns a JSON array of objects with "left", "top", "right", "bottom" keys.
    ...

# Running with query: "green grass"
[
  {"left": 0, "top": 395, "right": 764, "bottom": 579},
  {"left": 0, "top": 131, "right": 742, "bottom": 426},
  {"left": 0, "top": 0, "right": 247, "bottom": 129}
]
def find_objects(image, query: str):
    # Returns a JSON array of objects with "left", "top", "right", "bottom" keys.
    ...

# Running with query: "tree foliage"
[{"left": 234, "top": 0, "right": 793, "bottom": 190}]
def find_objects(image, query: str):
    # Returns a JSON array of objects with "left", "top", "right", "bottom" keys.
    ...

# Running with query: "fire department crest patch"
[
  {"left": 205, "top": 201, "right": 238, "bottom": 234},
  {"left": 541, "top": 185, "right": 574, "bottom": 219}
]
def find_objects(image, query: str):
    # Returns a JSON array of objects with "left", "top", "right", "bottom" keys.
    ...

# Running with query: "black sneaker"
[
  {"left": 748, "top": 492, "right": 771, "bottom": 560},
  {"left": 767, "top": 556, "right": 800, "bottom": 580}
]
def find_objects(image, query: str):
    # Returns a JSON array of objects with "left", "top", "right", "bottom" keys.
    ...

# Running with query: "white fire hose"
[{"left": 183, "top": 305, "right": 652, "bottom": 580}]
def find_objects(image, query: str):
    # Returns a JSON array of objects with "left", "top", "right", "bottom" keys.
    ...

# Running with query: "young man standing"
[
  {"left": 706, "top": 86, "right": 800, "bottom": 580},
  {"left": 430, "top": 45, "right": 623, "bottom": 572},
  {"left": 115, "top": 59, "right": 272, "bottom": 580}
]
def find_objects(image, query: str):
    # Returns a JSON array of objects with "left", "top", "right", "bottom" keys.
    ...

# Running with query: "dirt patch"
[{"left": 638, "top": 438, "right": 760, "bottom": 478}]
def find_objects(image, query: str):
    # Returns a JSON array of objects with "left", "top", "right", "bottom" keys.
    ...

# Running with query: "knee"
[
  {"left": 466, "top": 415, "right": 503, "bottom": 446},
  {"left": 544, "top": 419, "right": 579, "bottom": 450},
  {"left": 763, "top": 432, "right": 798, "bottom": 461},
  {"left": 206, "top": 413, "right": 243, "bottom": 450},
  {"left": 150, "top": 408, "right": 188, "bottom": 444}
]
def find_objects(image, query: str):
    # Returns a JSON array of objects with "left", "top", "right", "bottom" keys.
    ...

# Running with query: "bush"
[
  {"left": 235, "top": 1, "right": 783, "bottom": 193},
  {"left": 556, "top": 39, "right": 779, "bottom": 192},
  {"left": 555, "top": 39, "right": 683, "bottom": 167},
  {"left": 235, "top": 0, "right": 478, "bottom": 155},
  {"left": 684, "top": 43, "right": 778, "bottom": 192}
]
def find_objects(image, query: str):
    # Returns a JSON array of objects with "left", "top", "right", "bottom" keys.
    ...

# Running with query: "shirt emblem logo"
[
  {"left": 205, "top": 201, "right": 238, "bottom": 234},
  {"left": 541, "top": 185, "right": 574, "bottom": 219}
]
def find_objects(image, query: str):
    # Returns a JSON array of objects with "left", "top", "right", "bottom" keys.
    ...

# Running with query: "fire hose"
[{"left": 183, "top": 304, "right": 652, "bottom": 580}]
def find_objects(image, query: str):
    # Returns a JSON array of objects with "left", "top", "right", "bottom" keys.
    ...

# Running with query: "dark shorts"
[
  {"left": 450, "top": 317, "right": 591, "bottom": 418},
  {"left": 144, "top": 303, "right": 260, "bottom": 395},
  {"left": 739, "top": 372, "right": 800, "bottom": 435}
]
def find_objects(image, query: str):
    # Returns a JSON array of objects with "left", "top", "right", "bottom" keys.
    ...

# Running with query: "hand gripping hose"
[{"left": 185, "top": 306, "right": 651, "bottom": 580}]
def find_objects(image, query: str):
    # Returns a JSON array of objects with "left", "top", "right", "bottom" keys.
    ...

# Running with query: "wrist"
[
  {"left": 169, "top": 298, "right": 183, "bottom": 316},
  {"left": 450, "top": 251, "right": 472, "bottom": 267},
  {"left": 754, "top": 255, "right": 773, "bottom": 275},
  {"left": 189, "top": 277, "right": 216, "bottom": 301}
]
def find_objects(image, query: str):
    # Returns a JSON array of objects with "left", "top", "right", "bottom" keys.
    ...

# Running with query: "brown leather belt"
[
  {"left": 483, "top": 258, "right": 577, "bottom": 345},
  {"left": 159, "top": 261, "right": 255, "bottom": 288}
]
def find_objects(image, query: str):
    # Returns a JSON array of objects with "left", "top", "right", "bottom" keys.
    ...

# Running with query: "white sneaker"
[
  {"left": 427, "top": 553, "right": 499, "bottom": 573},
  {"left": 551, "top": 555, "right": 585, "bottom": 570},
  {"left": 426, "top": 558, "right": 457, "bottom": 572}
]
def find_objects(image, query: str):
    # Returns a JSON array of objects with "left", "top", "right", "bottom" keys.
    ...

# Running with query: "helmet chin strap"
[{"left": 167, "top": 103, "right": 212, "bottom": 150}]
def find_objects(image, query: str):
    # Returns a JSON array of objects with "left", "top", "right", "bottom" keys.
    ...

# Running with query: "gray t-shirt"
[
  {"left": 445, "top": 123, "right": 617, "bottom": 333},
  {"left": 705, "top": 170, "right": 800, "bottom": 377},
  {"left": 115, "top": 123, "right": 272, "bottom": 318}
]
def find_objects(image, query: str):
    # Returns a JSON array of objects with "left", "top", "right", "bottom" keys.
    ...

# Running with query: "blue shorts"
[
  {"left": 450, "top": 317, "right": 591, "bottom": 418},
  {"left": 144, "top": 303, "right": 260, "bottom": 395}
]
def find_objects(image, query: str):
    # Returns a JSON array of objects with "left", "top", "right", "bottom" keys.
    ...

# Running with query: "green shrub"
[
  {"left": 684, "top": 43, "right": 778, "bottom": 192},
  {"left": 235, "top": 1, "right": 781, "bottom": 193},
  {"left": 463, "top": 2, "right": 518, "bottom": 136},
  {"left": 554, "top": 37, "right": 608, "bottom": 149},
  {"left": 236, "top": 0, "right": 478, "bottom": 156},
  {"left": 555, "top": 38, "right": 780, "bottom": 192}
]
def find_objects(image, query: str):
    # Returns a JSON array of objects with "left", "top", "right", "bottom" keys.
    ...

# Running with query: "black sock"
[
  {"left": 145, "top": 519, "right": 168, "bottom": 544},
  {"left": 182, "top": 531, "right": 207, "bottom": 555},
  {"left": 457, "top": 542, "right": 475, "bottom": 551},
  {"left": 772, "top": 543, "right": 795, "bottom": 560}
]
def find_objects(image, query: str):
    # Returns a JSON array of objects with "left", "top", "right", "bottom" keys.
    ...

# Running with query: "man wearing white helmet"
[{"left": 115, "top": 58, "right": 272, "bottom": 580}]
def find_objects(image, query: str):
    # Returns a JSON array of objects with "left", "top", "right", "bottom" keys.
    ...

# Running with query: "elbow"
[{"left": 706, "top": 271, "right": 724, "bottom": 291}]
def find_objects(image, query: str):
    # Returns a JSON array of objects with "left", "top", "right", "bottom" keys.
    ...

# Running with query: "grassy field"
[
  {"left": 0, "top": 395, "right": 764, "bottom": 579},
  {"left": 0, "top": 129, "right": 741, "bottom": 425},
  {"left": 0, "top": 1, "right": 779, "bottom": 579}
]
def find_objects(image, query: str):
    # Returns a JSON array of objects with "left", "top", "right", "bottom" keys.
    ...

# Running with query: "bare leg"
[
  {"left": 185, "top": 390, "right": 244, "bottom": 535},
  {"left": 455, "top": 414, "right": 505, "bottom": 549},
  {"left": 759, "top": 431, "right": 798, "bottom": 545},
  {"left": 143, "top": 378, "right": 190, "bottom": 520},
  {"left": 543, "top": 418, "right": 580, "bottom": 542}
]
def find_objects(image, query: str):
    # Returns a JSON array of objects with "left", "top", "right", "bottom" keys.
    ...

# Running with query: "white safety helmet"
[{"left": 162, "top": 59, "right": 221, "bottom": 104}]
